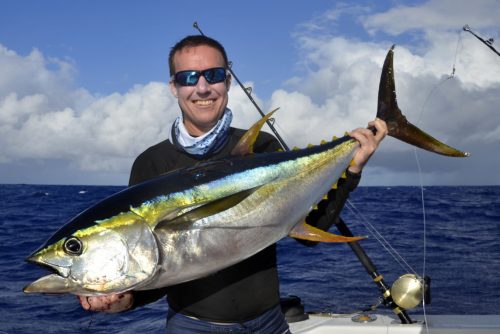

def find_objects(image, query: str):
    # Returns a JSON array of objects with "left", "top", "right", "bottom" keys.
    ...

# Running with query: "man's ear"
[
  {"left": 226, "top": 73, "right": 232, "bottom": 91},
  {"left": 169, "top": 80, "right": 178, "bottom": 98}
]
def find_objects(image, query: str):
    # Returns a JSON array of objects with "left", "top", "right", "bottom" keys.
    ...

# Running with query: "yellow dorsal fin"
[
  {"left": 231, "top": 108, "right": 279, "bottom": 156},
  {"left": 289, "top": 222, "right": 365, "bottom": 243}
]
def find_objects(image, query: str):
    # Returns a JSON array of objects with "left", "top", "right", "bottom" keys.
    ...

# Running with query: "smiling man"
[
  {"left": 78, "top": 35, "right": 387, "bottom": 333},
  {"left": 169, "top": 43, "right": 230, "bottom": 136}
]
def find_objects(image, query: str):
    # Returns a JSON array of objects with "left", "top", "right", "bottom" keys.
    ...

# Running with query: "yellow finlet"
[{"left": 332, "top": 183, "right": 338, "bottom": 190}]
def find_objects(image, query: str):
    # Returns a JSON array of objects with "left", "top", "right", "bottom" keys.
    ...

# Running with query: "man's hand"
[
  {"left": 78, "top": 292, "right": 134, "bottom": 313},
  {"left": 348, "top": 118, "right": 388, "bottom": 174}
]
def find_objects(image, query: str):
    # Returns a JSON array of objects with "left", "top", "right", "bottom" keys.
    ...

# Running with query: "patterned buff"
[{"left": 171, "top": 108, "right": 233, "bottom": 158}]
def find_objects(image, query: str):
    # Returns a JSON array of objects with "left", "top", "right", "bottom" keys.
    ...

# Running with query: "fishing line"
[
  {"left": 414, "top": 148, "right": 430, "bottom": 333},
  {"left": 451, "top": 29, "right": 464, "bottom": 78},
  {"left": 415, "top": 25, "right": 463, "bottom": 280},
  {"left": 344, "top": 200, "right": 418, "bottom": 275},
  {"left": 409, "top": 30, "right": 464, "bottom": 332},
  {"left": 416, "top": 32, "right": 461, "bottom": 125}
]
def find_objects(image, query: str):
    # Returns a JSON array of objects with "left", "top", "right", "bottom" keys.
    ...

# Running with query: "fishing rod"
[
  {"left": 191, "top": 22, "right": 414, "bottom": 324},
  {"left": 193, "top": 22, "right": 289, "bottom": 151},
  {"left": 463, "top": 24, "right": 500, "bottom": 57}
]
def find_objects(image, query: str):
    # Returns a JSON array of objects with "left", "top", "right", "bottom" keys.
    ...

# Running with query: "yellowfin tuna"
[{"left": 23, "top": 46, "right": 468, "bottom": 296}]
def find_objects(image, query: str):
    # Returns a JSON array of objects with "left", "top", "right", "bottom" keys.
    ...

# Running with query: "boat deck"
[{"left": 289, "top": 313, "right": 500, "bottom": 334}]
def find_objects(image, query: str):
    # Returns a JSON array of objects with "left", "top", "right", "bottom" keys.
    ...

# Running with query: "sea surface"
[{"left": 1, "top": 184, "right": 499, "bottom": 333}]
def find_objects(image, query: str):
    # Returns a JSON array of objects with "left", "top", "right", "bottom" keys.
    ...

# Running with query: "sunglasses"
[{"left": 172, "top": 67, "right": 228, "bottom": 86}]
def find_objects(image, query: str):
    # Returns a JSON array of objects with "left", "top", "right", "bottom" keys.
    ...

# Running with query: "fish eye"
[{"left": 63, "top": 237, "right": 83, "bottom": 255}]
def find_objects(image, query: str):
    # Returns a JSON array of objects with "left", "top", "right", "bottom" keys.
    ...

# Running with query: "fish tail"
[{"left": 376, "top": 45, "right": 469, "bottom": 158}]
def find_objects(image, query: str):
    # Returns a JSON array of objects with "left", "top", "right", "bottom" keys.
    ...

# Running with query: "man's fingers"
[
  {"left": 77, "top": 293, "right": 133, "bottom": 313},
  {"left": 371, "top": 118, "right": 388, "bottom": 142}
]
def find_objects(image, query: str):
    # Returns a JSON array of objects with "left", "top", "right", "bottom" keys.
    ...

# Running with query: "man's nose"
[{"left": 195, "top": 76, "right": 210, "bottom": 93}]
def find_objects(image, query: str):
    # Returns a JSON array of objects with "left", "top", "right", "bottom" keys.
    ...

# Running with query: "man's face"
[{"left": 169, "top": 45, "right": 231, "bottom": 136}]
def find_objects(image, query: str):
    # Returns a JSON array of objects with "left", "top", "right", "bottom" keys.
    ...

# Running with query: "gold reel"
[{"left": 390, "top": 274, "right": 426, "bottom": 310}]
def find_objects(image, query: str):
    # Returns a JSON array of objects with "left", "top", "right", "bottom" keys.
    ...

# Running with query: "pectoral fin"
[
  {"left": 289, "top": 222, "right": 365, "bottom": 243},
  {"left": 155, "top": 187, "right": 259, "bottom": 230},
  {"left": 231, "top": 108, "right": 279, "bottom": 156}
]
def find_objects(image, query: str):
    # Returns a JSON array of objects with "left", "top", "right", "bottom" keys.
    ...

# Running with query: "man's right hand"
[{"left": 78, "top": 292, "right": 134, "bottom": 313}]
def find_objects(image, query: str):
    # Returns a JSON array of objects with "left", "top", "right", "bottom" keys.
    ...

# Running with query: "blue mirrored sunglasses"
[{"left": 172, "top": 67, "right": 227, "bottom": 86}]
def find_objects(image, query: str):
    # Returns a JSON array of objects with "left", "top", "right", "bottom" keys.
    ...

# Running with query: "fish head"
[{"left": 24, "top": 212, "right": 159, "bottom": 296}]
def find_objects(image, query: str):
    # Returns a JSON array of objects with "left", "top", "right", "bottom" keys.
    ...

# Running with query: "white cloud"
[
  {"left": 0, "top": 45, "right": 179, "bottom": 178},
  {"left": 263, "top": 0, "right": 500, "bottom": 185},
  {"left": 363, "top": 0, "right": 500, "bottom": 35}
]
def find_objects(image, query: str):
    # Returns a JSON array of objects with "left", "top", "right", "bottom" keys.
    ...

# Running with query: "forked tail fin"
[{"left": 377, "top": 45, "right": 469, "bottom": 157}]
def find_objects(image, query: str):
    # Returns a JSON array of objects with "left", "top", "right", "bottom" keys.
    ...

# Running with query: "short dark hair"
[{"left": 168, "top": 35, "right": 229, "bottom": 76}]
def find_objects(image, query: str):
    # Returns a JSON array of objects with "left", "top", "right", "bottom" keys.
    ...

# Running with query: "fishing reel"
[{"left": 390, "top": 274, "right": 431, "bottom": 310}]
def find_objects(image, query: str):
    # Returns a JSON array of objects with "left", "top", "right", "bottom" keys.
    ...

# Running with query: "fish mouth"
[{"left": 24, "top": 256, "right": 73, "bottom": 294}]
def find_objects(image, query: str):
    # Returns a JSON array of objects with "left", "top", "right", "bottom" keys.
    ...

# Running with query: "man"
[{"left": 78, "top": 35, "right": 387, "bottom": 333}]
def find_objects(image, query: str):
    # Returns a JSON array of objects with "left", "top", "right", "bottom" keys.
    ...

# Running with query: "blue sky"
[{"left": 1, "top": 0, "right": 499, "bottom": 185}]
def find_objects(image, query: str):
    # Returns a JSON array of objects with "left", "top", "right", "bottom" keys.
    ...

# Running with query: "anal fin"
[{"left": 289, "top": 222, "right": 365, "bottom": 243}]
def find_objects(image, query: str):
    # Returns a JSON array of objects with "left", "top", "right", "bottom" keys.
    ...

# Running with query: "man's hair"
[{"left": 168, "top": 35, "right": 229, "bottom": 76}]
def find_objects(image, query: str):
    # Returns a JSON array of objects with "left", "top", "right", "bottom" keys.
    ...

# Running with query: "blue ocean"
[{"left": 1, "top": 184, "right": 499, "bottom": 333}]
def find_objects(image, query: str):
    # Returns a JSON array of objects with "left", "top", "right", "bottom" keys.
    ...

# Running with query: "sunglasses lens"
[
  {"left": 174, "top": 68, "right": 226, "bottom": 86},
  {"left": 175, "top": 71, "right": 200, "bottom": 86},
  {"left": 204, "top": 68, "right": 226, "bottom": 84}
]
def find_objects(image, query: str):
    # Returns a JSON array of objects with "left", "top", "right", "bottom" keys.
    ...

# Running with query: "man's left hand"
[{"left": 347, "top": 118, "right": 388, "bottom": 174}]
